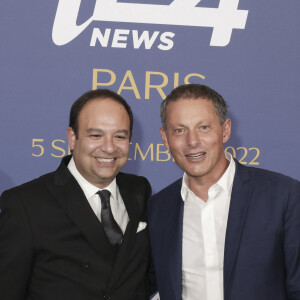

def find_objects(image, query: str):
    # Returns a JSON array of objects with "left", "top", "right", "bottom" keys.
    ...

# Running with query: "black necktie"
[{"left": 97, "top": 190, "right": 123, "bottom": 246}]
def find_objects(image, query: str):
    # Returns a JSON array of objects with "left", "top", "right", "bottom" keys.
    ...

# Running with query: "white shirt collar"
[
  {"left": 67, "top": 157, "right": 118, "bottom": 201},
  {"left": 181, "top": 152, "right": 236, "bottom": 202},
  {"left": 214, "top": 151, "right": 235, "bottom": 192}
]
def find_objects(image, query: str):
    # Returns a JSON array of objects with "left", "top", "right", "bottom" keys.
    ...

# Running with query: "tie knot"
[{"left": 97, "top": 190, "right": 111, "bottom": 207}]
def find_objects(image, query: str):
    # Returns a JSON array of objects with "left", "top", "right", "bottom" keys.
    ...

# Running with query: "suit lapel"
[
  {"left": 164, "top": 181, "right": 184, "bottom": 300},
  {"left": 224, "top": 161, "right": 253, "bottom": 297},
  {"left": 105, "top": 173, "right": 144, "bottom": 290},
  {"left": 116, "top": 173, "right": 141, "bottom": 223},
  {"left": 44, "top": 156, "right": 115, "bottom": 261}
]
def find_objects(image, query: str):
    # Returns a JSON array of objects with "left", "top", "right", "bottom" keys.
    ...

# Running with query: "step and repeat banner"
[{"left": 0, "top": 0, "right": 299, "bottom": 194}]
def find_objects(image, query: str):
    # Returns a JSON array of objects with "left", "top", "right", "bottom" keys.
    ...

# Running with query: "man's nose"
[
  {"left": 186, "top": 130, "right": 200, "bottom": 147},
  {"left": 100, "top": 136, "right": 116, "bottom": 153}
]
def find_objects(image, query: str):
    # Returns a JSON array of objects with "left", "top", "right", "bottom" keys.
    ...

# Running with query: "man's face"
[
  {"left": 67, "top": 97, "right": 130, "bottom": 188},
  {"left": 161, "top": 98, "right": 231, "bottom": 185}
]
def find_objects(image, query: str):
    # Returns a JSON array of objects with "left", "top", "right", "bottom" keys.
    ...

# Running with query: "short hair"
[
  {"left": 69, "top": 89, "right": 133, "bottom": 139},
  {"left": 160, "top": 84, "right": 228, "bottom": 128}
]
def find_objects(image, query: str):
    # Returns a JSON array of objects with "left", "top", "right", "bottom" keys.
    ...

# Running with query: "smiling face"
[
  {"left": 161, "top": 97, "right": 231, "bottom": 187},
  {"left": 67, "top": 97, "right": 130, "bottom": 188}
]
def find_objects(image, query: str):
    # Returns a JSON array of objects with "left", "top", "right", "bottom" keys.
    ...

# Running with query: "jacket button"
[
  {"left": 103, "top": 295, "right": 111, "bottom": 300},
  {"left": 81, "top": 260, "right": 90, "bottom": 268}
]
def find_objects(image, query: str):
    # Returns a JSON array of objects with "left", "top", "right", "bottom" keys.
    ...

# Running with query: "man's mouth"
[
  {"left": 186, "top": 152, "right": 206, "bottom": 158},
  {"left": 95, "top": 157, "right": 116, "bottom": 163}
]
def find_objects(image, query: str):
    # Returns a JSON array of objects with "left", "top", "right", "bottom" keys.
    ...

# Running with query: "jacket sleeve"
[
  {"left": 0, "top": 190, "right": 34, "bottom": 300},
  {"left": 284, "top": 180, "right": 300, "bottom": 300}
]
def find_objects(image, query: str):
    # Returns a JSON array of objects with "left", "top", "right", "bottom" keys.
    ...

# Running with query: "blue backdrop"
[{"left": 1, "top": 0, "right": 300, "bottom": 195}]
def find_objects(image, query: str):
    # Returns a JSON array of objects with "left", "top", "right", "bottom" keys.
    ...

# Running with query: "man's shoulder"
[
  {"left": 151, "top": 178, "right": 182, "bottom": 200},
  {"left": 237, "top": 162, "right": 300, "bottom": 187},
  {"left": 148, "top": 179, "right": 182, "bottom": 224},
  {"left": 117, "top": 172, "right": 149, "bottom": 185},
  {"left": 117, "top": 171, "right": 146, "bottom": 181},
  {"left": 0, "top": 170, "right": 59, "bottom": 214},
  {"left": 117, "top": 172, "right": 151, "bottom": 195},
  {"left": 1, "top": 170, "right": 56, "bottom": 198},
  {"left": 1, "top": 156, "right": 71, "bottom": 198}
]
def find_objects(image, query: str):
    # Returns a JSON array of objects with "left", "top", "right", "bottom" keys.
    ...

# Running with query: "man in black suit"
[{"left": 0, "top": 89, "right": 152, "bottom": 300}]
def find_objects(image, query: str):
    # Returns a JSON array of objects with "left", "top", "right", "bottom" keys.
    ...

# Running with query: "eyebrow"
[
  {"left": 86, "top": 128, "right": 129, "bottom": 135},
  {"left": 114, "top": 129, "right": 129, "bottom": 136},
  {"left": 86, "top": 128, "right": 103, "bottom": 134},
  {"left": 173, "top": 120, "right": 209, "bottom": 127}
]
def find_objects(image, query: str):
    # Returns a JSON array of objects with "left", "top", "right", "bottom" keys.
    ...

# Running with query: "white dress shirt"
[
  {"left": 68, "top": 157, "right": 129, "bottom": 233},
  {"left": 181, "top": 152, "right": 236, "bottom": 300}
]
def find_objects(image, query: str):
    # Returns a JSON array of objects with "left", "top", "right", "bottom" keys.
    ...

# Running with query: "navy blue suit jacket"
[{"left": 148, "top": 161, "right": 300, "bottom": 300}]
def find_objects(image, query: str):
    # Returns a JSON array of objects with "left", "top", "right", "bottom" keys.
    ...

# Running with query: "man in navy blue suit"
[{"left": 148, "top": 84, "right": 300, "bottom": 300}]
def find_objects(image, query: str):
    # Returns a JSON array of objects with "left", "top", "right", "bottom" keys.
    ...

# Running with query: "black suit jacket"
[{"left": 0, "top": 156, "right": 152, "bottom": 300}]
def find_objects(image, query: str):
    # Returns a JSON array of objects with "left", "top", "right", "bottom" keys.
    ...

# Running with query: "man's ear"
[
  {"left": 67, "top": 127, "right": 76, "bottom": 151},
  {"left": 222, "top": 119, "right": 231, "bottom": 143},
  {"left": 160, "top": 127, "right": 170, "bottom": 150}
]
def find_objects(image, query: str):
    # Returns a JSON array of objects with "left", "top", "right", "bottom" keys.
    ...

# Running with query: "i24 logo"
[{"left": 52, "top": 0, "right": 248, "bottom": 47}]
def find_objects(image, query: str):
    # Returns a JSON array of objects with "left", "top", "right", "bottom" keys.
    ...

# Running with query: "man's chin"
[{"left": 185, "top": 167, "right": 207, "bottom": 179}]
